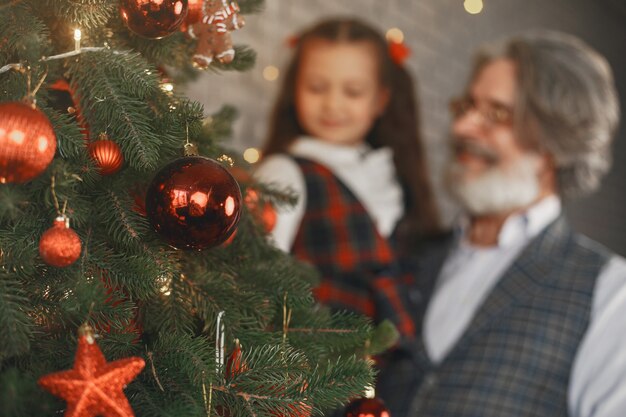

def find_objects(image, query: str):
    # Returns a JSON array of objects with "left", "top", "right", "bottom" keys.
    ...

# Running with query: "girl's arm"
[{"left": 253, "top": 155, "right": 306, "bottom": 252}]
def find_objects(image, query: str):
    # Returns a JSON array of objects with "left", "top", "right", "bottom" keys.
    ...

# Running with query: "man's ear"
[
  {"left": 376, "top": 87, "right": 391, "bottom": 116},
  {"left": 537, "top": 151, "right": 558, "bottom": 195}
]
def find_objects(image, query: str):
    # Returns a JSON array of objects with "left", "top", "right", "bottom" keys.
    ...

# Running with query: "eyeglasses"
[{"left": 449, "top": 95, "right": 514, "bottom": 127}]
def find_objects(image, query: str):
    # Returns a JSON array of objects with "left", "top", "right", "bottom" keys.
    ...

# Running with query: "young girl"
[{"left": 254, "top": 18, "right": 440, "bottom": 339}]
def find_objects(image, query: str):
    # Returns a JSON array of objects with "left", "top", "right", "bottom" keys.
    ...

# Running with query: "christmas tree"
[{"left": 0, "top": 1, "right": 387, "bottom": 416}]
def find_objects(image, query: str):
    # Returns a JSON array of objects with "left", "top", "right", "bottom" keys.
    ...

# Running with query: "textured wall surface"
[{"left": 181, "top": 0, "right": 626, "bottom": 256}]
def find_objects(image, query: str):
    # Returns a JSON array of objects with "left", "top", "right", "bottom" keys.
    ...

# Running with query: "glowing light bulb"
[
  {"left": 224, "top": 196, "right": 236, "bottom": 216},
  {"left": 263, "top": 65, "right": 279, "bottom": 81},
  {"left": 243, "top": 147, "right": 260, "bottom": 164},
  {"left": 385, "top": 27, "right": 404, "bottom": 43},
  {"left": 74, "top": 28, "right": 82, "bottom": 51},
  {"left": 464, "top": 0, "right": 484, "bottom": 14}
]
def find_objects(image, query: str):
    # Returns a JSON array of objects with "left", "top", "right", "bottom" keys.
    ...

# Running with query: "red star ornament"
[{"left": 38, "top": 329, "right": 145, "bottom": 417}]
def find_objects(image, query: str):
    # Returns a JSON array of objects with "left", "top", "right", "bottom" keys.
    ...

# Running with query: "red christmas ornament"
[
  {"left": 221, "top": 228, "right": 237, "bottom": 247},
  {"left": 226, "top": 339, "right": 246, "bottom": 377},
  {"left": 245, "top": 188, "right": 277, "bottom": 233},
  {"left": 344, "top": 397, "right": 390, "bottom": 417},
  {"left": 120, "top": 0, "right": 189, "bottom": 39},
  {"left": 0, "top": 101, "right": 57, "bottom": 184},
  {"left": 48, "top": 79, "right": 90, "bottom": 139},
  {"left": 39, "top": 216, "right": 82, "bottom": 267},
  {"left": 89, "top": 134, "right": 124, "bottom": 175},
  {"left": 38, "top": 324, "right": 145, "bottom": 417},
  {"left": 145, "top": 155, "right": 242, "bottom": 250}
]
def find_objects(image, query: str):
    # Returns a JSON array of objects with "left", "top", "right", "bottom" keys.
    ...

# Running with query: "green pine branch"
[
  {"left": 40, "top": 0, "right": 115, "bottom": 29},
  {"left": 0, "top": 272, "right": 33, "bottom": 360},
  {"left": 0, "top": 3, "right": 51, "bottom": 64},
  {"left": 0, "top": 1, "right": 376, "bottom": 415},
  {"left": 69, "top": 50, "right": 164, "bottom": 171}
]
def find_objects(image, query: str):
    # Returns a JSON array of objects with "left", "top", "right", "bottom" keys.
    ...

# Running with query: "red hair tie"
[
  {"left": 388, "top": 40, "right": 411, "bottom": 66},
  {"left": 286, "top": 34, "right": 299, "bottom": 48}
]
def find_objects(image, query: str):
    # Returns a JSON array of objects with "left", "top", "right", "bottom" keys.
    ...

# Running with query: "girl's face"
[{"left": 294, "top": 39, "right": 389, "bottom": 145}]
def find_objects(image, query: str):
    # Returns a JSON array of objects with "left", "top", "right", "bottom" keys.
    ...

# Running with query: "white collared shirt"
[
  {"left": 253, "top": 136, "right": 404, "bottom": 252},
  {"left": 423, "top": 195, "right": 626, "bottom": 417}
]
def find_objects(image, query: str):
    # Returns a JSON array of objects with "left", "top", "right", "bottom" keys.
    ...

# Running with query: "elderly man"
[{"left": 377, "top": 31, "right": 626, "bottom": 417}]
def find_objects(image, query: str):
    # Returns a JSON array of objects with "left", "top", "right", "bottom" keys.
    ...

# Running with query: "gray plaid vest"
[{"left": 377, "top": 217, "right": 610, "bottom": 417}]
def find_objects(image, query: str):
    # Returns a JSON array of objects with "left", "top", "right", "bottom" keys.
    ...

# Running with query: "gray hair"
[{"left": 471, "top": 30, "right": 620, "bottom": 197}]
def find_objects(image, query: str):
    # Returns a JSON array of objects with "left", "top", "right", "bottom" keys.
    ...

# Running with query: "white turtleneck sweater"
[{"left": 253, "top": 136, "right": 404, "bottom": 252}]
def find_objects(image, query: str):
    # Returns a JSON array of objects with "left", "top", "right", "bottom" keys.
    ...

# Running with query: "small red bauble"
[
  {"left": 120, "top": 0, "right": 189, "bottom": 39},
  {"left": 89, "top": 136, "right": 123, "bottom": 175},
  {"left": 145, "top": 156, "right": 242, "bottom": 250},
  {"left": 0, "top": 101, "right": 57, "bottom": 183},
  {"left": 344, "top": 397, "right": 391, "bottom": 417},
  {"left": 245, "top": 188, "right": 277, "bottom": 233},
  {"left": 39, "top": 216, "right": 82, "bottom": 267},
  {"left": 226, "top": 339, "right": 246, "bottom": 377}
]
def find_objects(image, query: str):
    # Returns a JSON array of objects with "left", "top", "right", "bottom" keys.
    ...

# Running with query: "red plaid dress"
[{"left": 290, "top": 157, "right": 417, "bottom": 338}]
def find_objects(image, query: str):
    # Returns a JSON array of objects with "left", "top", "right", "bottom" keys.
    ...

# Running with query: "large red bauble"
[
  {"left": 344, "top": 397, "right": 391, "bottom": 417},
  {"left": 0, "top": 101, "right": 57, "bottom": 183},
  {"left": 39, "top": 217, "right": 82, "bottom": 267},
  {"left": 145, "top": 156, "right": 242, "bottom": 250},
  {"left": 120, "top": 0, "right": 189, "bottom": 39},
  {"left": 89, "top": 138, "right": 123, "bottom": 175}
]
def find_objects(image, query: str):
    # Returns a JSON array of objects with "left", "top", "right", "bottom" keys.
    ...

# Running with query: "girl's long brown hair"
[{"left": 263, "top": 18, "right": 442, "bottom": 243}]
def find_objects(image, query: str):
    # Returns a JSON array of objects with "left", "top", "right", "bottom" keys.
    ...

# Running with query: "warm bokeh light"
[
  {"left": 224, "top": 196, "right": 236, "bottom": 216},
  {"left": 243, "top": 147, "right": 260, "bottom": 164},
  {"left": 37, "top": 136, "right": 50, "bottom": 152},
  {"left": 189, "top": 191, "right": 209, "bottom": 216},
  {"left": 9, "top": 130, "right": 25, "bottom": 145},
  {"left": 74, "top": 28, "right": 82, "bottom": 50},
  {"left": 464, "top": 0, "right": 484, "bottom": 14},
  {"left": 385, "top": 27, "right": 404, "bottom": 43},
  {"left": 217, "top": 154, "right": 234, "bottom": 167},
  {"left": 161, "top": 82, "right": 174, "bottom": 92},
  {"left": 262, "top": 65, "right": 280, "bottom": 81},
  {"left": 174, "top": 0, "right": 183, "bottom": 14}
]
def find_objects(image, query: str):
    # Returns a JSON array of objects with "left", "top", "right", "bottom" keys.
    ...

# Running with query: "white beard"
[{"left": 446, "top": 155, "right": 541, "bottom": 216}]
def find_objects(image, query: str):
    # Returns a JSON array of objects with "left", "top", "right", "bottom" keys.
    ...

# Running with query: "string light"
[
  {"left": 0, "top": 33, "right": 126, "bottom": 76},
  {"left": 217, "top": 154, "right": 234, "bottom": 167},
  {"left": 262, "top": 65, "right": 279, "bottom": 81},
  {"left": 158, "top": 275, "right": 172, "bottom": 296},
  {"left": 464, "top": 0, "right": 484, "bottom": 14},
  {"left": 385, "top": 27, "right": 404, "bottom": 43},
  {"left": 74, "top": 29, "right": 82, "bottom": 51},
  {"left": 243, "top": 147, "right": 260, "bottom": 164}
]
